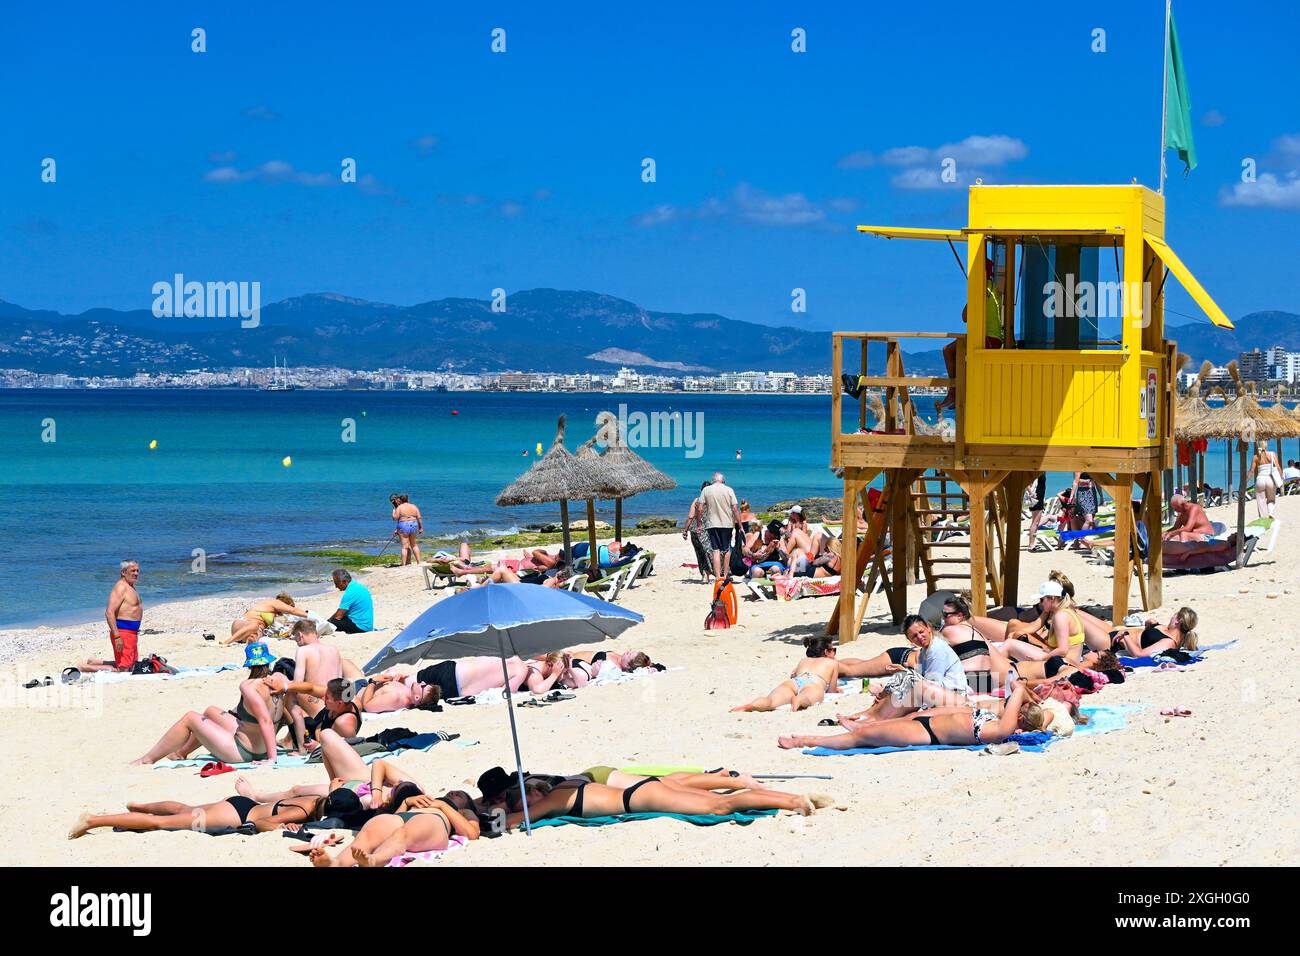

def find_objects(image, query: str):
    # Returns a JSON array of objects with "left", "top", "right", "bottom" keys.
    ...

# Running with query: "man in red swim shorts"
[{"left": 81, "top": 560, "right": 143, "bottom": 672}]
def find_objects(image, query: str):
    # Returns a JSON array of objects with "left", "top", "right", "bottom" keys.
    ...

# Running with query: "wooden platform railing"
[{"left": 831, "top": 331, "right": 965, "bottom": 464}]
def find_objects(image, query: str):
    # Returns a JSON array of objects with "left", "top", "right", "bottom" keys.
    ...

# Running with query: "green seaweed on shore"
[{"left": 284, "top": 548, "right": 400, "bottom": 569}]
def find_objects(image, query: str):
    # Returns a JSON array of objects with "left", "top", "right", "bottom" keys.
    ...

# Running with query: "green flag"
[{"left": 1164, "top": 10, "right": 1197, "bottom": 175}]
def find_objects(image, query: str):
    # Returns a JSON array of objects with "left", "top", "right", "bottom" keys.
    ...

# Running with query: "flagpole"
[{"left": 1159, "top": 0, "right": 1171, "bottom": 194}]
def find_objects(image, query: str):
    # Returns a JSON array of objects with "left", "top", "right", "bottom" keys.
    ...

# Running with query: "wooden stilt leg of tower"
[
  {"left": 1002, "top": 472, "right": 1029, "bottom": 610},
  {"left": 1144, "top": 472, "right": 1163, "bottom": 609},
  {"left": 838, "top": 473, "right": 860, "bottom": 646}
]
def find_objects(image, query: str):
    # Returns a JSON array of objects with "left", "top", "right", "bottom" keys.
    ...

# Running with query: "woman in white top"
[{"left": 1252, "top": 442, "right": 1281, "bottom": 518}]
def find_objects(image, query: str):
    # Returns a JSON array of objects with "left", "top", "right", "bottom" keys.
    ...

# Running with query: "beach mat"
[
  {"left": 1119, "top": 639, "right": 1237, "bottom": 669},
  {"left": 387, "top": 834, "right": 469, "bottom": 867},
  {"left": 151, "top": 732, "right": 458, "bottom": 770},
  {"left": 90, "top": 663, "right": 242, "bottom": 683},
  {"left": 528, "top": 809, "right": 777, "bottom": 829},
  {"left": 802, "top": 703, "right": 1142, "bottom": 756}
]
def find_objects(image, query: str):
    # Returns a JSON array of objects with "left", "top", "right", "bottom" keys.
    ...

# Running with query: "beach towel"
[
  {"left": 90, "top": 663, "right": 242, "bottom": 684},
  {"left": 1119, "top": 639, "right": 1237, "bottom": 669},
  {"left": 528, "top": 809, "right": 777, "bottom": 829},
  {"left": 151, "top": 732, "right": 457, "bottom": 770},
  {"left": 802, "top": 703, "right": 1142, "bottom": 756},
  {"left": 386, "top": 834, "right": 469, "bottom": 868}
]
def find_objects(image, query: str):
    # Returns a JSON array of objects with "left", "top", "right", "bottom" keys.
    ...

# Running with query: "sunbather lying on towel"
[
  {"left": 411, "top": 655, "right": 534, "bottom": 699},
  {"left": 236, "top": 728, "right": 426, "bottom": 811},
  {"left": 69, "top": 785, "right": 371, "bottom": 839},
  {"left": 337, "top": 671, "right": 440, "bottom": 714},
  {"left": 223, "top": 593, "right": 312, "bottom": 646},
  {"left": 491, "top": 774, "right": 828, "bottom": 826},
  {"left": 779, "top": 681, "right": 1059, "bottom": 750},
  {"left": 308, "top": 791, "right": 481, "bottom": 867},
  {"left": 731, "top": 636, "right": 839, "bottom": 712},
  {"left": 1011, "top": 649, "right": 1124, "bottom": 689},
  {"left": 555, "top": 648, "right": 656, "bottom": 687},
  {"left": 473, "top": 764, "right": 771, "bottom": 808},
  {"left": 1107, "top": 607, "right": 1199, "bottom": 658},
  {"left": 130, "top": 644, "right": 296, "bottom": 766}
]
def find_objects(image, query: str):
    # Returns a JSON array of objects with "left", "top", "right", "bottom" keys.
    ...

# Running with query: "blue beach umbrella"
[{"left": 362, "top": 584, "right": 643, "bottom": 832}]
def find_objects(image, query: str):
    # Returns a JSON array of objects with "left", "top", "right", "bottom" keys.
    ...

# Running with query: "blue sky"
[{"left": 2, "top": 0, "right": 1297, "bottom": 332}]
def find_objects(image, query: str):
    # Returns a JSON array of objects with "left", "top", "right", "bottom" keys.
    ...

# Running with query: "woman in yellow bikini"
[
  {"left": 224, "top": 593, "right": 311, "bottom": 645},
  {"left": 996, "top": 580, "right": 1086, "bottom": 664}
]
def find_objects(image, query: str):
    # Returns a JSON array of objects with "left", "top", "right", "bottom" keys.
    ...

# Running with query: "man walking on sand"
[
  {"left": 81, "top": 560, "right": 143, "bottom": 672},
  {"left": 700, "top": 472, "right": 743, "bottom": 582}
]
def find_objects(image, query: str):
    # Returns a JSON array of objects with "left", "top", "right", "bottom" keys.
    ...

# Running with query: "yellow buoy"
[
  {"left": 536, "top": 442, "right": 543, "bottom": 455},
  {"left": 282, "top": 456, "right": 293, "bottom": 467},
  {"left": 148, "top": 440, "right": 158, "bottom": 450}
]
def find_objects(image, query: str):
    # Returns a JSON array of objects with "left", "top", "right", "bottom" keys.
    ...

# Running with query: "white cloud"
[
  {"left": 636, "top": 185, "right": 853, "bottom": 228},
  {"left": 733, "top": 183, "right": 824, "bottom": 225},
  {"left": 242, "top": 105, "right": 281, "bottom": 121},
  {"left": 411, "top": 134, "right": 438, "bottom": 156},
  {"left": 1202, "top": 109, "right": 1226, "bottom": 127},
  {"left": 1220, "top": 172, "right": 1300, "bottom": 210},
  {"left": 1219, "top": 134, "right": 1300, "bottom": 210},
  {"left": 837, "top": 134, "right": 1027, "bottom": 188},
  {"left": 937, "top": 135, "right": 1028, "bottom": 166},
  {"left": 202, "top": 160, "right": 390, "bottom": 194}
]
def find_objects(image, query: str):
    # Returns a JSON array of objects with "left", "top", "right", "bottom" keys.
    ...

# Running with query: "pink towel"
[{"left": 385, "top": 835, "right": 469, "bottom": 868}]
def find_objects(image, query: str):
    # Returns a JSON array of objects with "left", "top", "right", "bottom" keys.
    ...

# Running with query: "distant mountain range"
[{"left": 0, "top": 289, "right": 1293, "bottom": 377}]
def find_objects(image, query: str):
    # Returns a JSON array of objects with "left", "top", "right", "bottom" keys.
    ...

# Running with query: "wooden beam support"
[{"left": 838, "top": 475, "right": 860, "bottom": 646}]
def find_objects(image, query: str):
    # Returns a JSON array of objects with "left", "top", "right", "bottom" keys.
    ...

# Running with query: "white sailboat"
[{"left": 263, "top": 356, "right": 296, "bottom": 391}]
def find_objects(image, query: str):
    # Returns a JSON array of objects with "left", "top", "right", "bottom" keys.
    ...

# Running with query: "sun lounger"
[
  {"left": 1162, "top": 532, "right": 1256, "bottom": 571},
  {"left": 1245, "top": 516, "right": 1280, "bottom": 551},
  {"left": 585, "top": 560, "right": 640, "bottom": 602}
]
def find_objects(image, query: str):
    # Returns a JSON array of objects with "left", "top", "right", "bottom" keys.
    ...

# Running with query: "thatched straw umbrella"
[
  {"left": 496, "top": 415, "right": 610, "bottom": 565},
  {"left": 1180, "top": 362, "right": 1294, "bottom": 565},
  {"left": 592, "top": 411, "right": 676, "bottom": 540}
]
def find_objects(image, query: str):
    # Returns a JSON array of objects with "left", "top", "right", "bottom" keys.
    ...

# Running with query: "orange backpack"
[{"left": 705, "top": 579, "right": 739, "bottom": 630}]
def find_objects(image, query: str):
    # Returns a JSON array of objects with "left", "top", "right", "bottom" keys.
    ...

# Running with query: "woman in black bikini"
[
  {"left": 130, "top": 645, "right": 294, "bottom": 766},
  {"left": 308, "top": 789, "right": 481, "bottom": 867},
  {"left": 68, "top": 786, "right": 367, "bottom": 839},
  {"left": 1109, "top": 607, "right": 1198, "bottom": 658},
  {"left": 779, "top": 681, "right": 1047, "bottom": 751},
  {"left": 497, "top": 775, "right": 826, "bottom": 827}
]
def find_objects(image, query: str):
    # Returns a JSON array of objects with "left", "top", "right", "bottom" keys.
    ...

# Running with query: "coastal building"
[{"left": 1238, "top": 349, "right": 1268, "bottom": 381}]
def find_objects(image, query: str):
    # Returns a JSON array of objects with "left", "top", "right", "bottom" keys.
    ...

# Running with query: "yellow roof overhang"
[
  {"left": 1144, "top": 233, "right": 1234, "bottom": 330},
  {"left": 856, "top": 225, "right": 963, "bottom": 241},
  {"left": 962, "top": 228, "right": 1124, "bottom": 237}
]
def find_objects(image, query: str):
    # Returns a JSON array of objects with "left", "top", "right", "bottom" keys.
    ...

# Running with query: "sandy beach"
[{"left": 3, "top": 498, "right": 1298, "bottom": 868}]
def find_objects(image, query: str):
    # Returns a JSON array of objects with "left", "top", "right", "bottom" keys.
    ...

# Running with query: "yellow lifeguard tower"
[{"left": 831, "top": 184, "right": 1234, "bottom": 642}]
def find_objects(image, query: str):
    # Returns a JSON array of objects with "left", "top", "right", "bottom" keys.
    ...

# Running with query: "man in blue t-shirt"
[{"left": 329, "top": 569, "right": 374, "bottom": 633}]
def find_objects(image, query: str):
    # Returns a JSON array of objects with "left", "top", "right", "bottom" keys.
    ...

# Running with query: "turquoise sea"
[
  {"left": 2, "top": 389, "right": 1293, "bottom": 628},
  {"left": 0, "top": 389, "right": 845, "bottom": 627}
]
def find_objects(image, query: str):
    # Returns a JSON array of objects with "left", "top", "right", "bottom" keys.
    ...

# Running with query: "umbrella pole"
[
  {"left": 497, "top": 629, "right": 533, "bottom": 835},
  {"left": 586, "top": 499, "right": 598, "bottom": 571},
  {"left": 559, "top": 499, "right": 572, "bottom": 567},
  {"left": 1236, "top": 440, "right": 1248, "bottom": 567},
  {"left": 615, "top": 498, "right": 623, "bottom": 543}
]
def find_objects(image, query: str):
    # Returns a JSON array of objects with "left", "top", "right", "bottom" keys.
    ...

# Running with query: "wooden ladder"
[{"left": 911, "top": 472, "right": 1002, "bottom": 603}]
